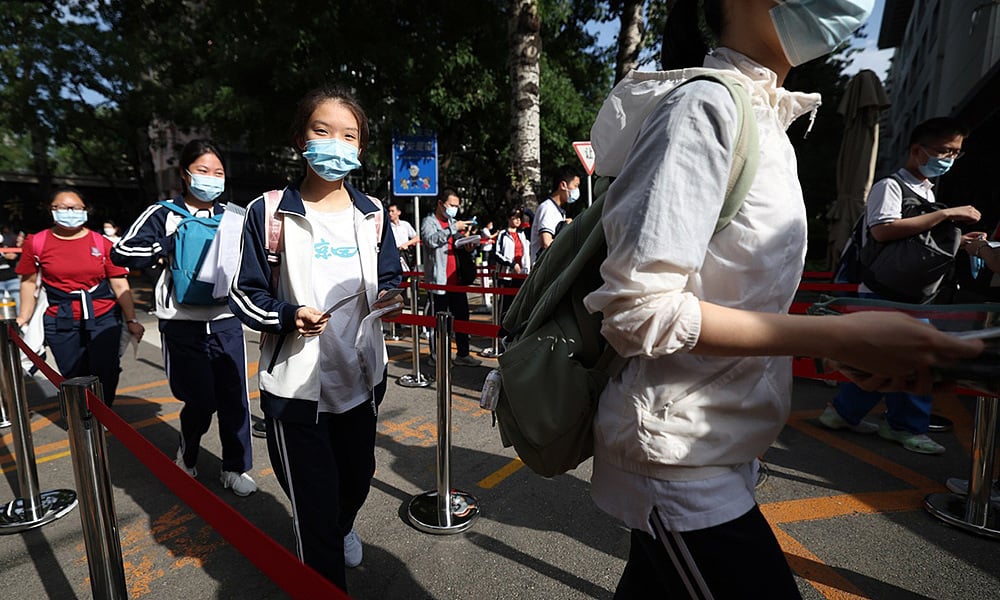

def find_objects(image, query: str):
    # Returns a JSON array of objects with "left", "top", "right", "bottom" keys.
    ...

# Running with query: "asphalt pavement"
[{"left": 1, "top": 295, "right": 999, "bottom": 599}]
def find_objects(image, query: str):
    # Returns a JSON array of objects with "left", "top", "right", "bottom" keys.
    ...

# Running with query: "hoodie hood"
[{"left": 591, "top": 47, "right": 822, "bottom": 178}]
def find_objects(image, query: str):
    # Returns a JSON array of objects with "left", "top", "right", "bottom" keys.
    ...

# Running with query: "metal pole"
[
  {"left": 480, "top": 270, "right": 502, "bottom": 358},
  {"left": 0, "top": 294, "right": 15, "bottom": 429},
  {"left": 0, "top": 322, "right": 77, "bottom": 534},
  {"left": 413, "top": 196, "right": 422, "bottom": 267},
  {"left": 587, "top": 173, "right": 593, "bottom": 207},
  {"left": 60, "top": 376, "right": 128, "bottom": 599},
  {"left": 397, "top": 277, "right": 430, "bottom": 388},
  {"left": 407, "top": 312, "right": 479, "bottom": 534},
  {"left": 925, "top": 394, "right": 1000, "bottom": 538}
]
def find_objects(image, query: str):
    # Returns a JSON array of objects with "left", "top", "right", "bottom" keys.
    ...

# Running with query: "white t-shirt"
[
  {"left": 305, "top": 205, "right": 370, "bottom": 414},
  {"left": 529, "top": 198, "right": 565, "bottom": 263},
  {"left": 390, "top": 219, "right": 417, "bottom": 249}
]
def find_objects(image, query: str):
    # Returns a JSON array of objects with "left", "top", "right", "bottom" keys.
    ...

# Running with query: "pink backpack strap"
[{"left": 263, "top": 190, "right": 284, "bottom": 291}]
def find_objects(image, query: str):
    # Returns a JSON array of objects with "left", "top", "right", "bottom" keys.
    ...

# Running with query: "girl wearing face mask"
[
  {"left": 229, "top": 85, "right": 402, "bottom": 591},
  {"left": 583, "top": 1, "right": 982, "bottom": 597},
  {"left": 15, "top": 188, "right": 143, "bottom": 406},
  {"left": 112, "top": 139, "right": 256, "bottom": 499}
]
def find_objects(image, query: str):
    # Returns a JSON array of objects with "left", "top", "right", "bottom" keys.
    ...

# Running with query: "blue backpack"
[{"left": 157, "top": 201, "right": 225, "bottom": 305}]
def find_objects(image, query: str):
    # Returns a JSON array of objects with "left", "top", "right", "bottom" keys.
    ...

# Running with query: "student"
[
  {"left": 529, "top": 165, "right": 580, "bottom": 264},
  {"left": 493, "top": 207, "right": 530, "bottom": 318},
  {"left": 112, "top": 139, "right": 255, "bottom": 497},
  {"left": 229, "top": 85, "right": 403, "bottom": 591},
  {"left": 821, "top": 118, "right": 975, "bottom": 455},
  {"left": 581, "top": 1, "right": 982, "bottom": 597},
  {"left": 16, "top": 188, "right": 143, "bottom": 405}
]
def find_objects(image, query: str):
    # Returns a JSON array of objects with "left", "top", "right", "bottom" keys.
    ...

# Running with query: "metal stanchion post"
[
  {"left": 925, "top": 394, "right": 999, "bottom": 538},
  {"left": 0, "top": 322, "right": 77, "bottom": 534},
  {"left": 407, "top": 312, "right": 480, "bottom": 534},
  {"left": 398, "top": 276, "right": 430, "bottom": 388},
  {"left": 0, "top": 294, "right": 14, "bottom": 429},
  {"left": 479, "top": 275, "right": 502, "bottom": 358},
  {"left": 61, "top": 376, "right": 128, "bottom": 598}
]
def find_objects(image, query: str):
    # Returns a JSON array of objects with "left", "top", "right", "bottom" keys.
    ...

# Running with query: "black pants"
[
  {"left": 44, "top": 309, "right": 122, "bottom": 405},
  {"left": 430, "top": 291, "right": 471, "bottom": 357},
  {"left": 265, "top": 400, "right": 377, "bottom": 592},
  {"left": 615, "top": 505, "right": 801, "bottom": 600},
  {"left": 161, "top": 318, "right": 251, "bottom": 474}
]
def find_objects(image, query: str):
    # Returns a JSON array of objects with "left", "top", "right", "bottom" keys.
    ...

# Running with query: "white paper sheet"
[
  {"left": 355, "top": 304, "right": 399, "bottom": 389},
  {"left": 196, "top": 203, "right": 247, "bottom": 298}
]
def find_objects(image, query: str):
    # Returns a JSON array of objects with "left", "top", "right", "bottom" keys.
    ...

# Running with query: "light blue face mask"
[
  {"left": 302, "top": 138, "right": 362, "bottom": 182},
  {"left": 918, "top": 150, "right": 955, "bottom": 178},
  {"left": 445, "top": 205, "right": 459, "bottom": 219},
  {"left": 187, "top": 171, "right": 226, "bottom": 202},
  {"left": 568, "top": 188, "right": 581, "bottom": 204},
  {"left": 770, "top": 0, "right": 874, "bottom": 66},
  {"left": 52, "top": 209, "right": 88, "bottom": 228}
]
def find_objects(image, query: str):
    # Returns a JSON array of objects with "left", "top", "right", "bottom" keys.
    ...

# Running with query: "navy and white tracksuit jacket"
[{"left": 228, "top": 181, "right": 402, "bottom": 424}]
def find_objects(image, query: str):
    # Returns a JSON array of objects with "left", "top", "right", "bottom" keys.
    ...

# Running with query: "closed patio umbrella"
[{"left": 827, "top": 69, "right": 890, "bottom": 270}]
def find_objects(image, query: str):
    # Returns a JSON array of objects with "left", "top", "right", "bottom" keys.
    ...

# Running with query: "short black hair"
[
  {"left": 50, "top": 186, "right": 87, "bottom": 207},
  {"left": 909, "top": 117, "right": 969, "bottom": 147},
  {"left": 438, "top": 188, "right": 459, "bottom": 203},
  {"left": 179, "top": 139, "right": 224, "bottom": 173},
  {"left": 550, "top": 165, "right": 581, "bottom": 193}
]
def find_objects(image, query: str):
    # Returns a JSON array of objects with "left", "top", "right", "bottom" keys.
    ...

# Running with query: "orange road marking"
[
  {"left": 760, "top": 489, "right": 931, "bottom": 525},
  {"left": 785, "top": 411, "right": 939, "bottom": 489},
  {"left": 118, "top": 379, "right": 169, "bottom": 394},
  {"left": 772, "top": 528, "right": 869, "bottom": 599},
  {"left": 478, "top": 458, "right": 524, "bottom": 489}
]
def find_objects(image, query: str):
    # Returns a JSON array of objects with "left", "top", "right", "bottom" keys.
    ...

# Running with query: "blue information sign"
[{"left": 392, "top": 132, "right": 438, "bottom": 197}]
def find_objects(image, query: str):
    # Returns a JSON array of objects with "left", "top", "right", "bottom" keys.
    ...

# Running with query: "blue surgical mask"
[
  {"left": 187, "top": 171, "right": 226, "bottom": 202},
  {"left": 918, "top": 148, "right": 955, "bottom": 178},
  {"left": 52, "top": 209, "right": 87, "bottom": 228},
  {"left": 568, "top": 188, "right": 581, "bottom": 204},
  {"left": 770, "top": 0, "right": 874, "bottom": 67},
  {"left": 302, "top": 138, "right": 361, "bottom": 181},
  {"left": 445, "top": 205, "right": 459, "bottom": 219}
]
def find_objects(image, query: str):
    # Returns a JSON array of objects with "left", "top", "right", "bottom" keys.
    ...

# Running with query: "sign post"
[
  {"left": 393, "top": 131, "right": 439, "bottom": 267},
  {"left": 572, "top": 141, "right": 596, "bottom": 207}
]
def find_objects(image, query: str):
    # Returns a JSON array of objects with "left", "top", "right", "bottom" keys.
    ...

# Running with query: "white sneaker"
[
  {"left": 175, "top": 447, "right": 197, "bottom": 477},
  {"left": 344, "top": 528, "right": 363, "bottom": 568},
  {"left": 220, "top": 471, "right": 257, "bottom": 497},
  {"left": 818, "top": 405, "right": 878, "bottom": 434}
]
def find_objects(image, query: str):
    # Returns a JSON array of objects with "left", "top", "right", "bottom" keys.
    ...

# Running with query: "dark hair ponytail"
[{"left": 660, "top": 0, "right": 724, "bottom": 70}]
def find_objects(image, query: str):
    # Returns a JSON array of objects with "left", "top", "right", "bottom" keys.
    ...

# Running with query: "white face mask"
[
  {"left": 770, "top": 0, "right": 874, "bottom": 66},
  {"left": 568, "top": 188, "right": 581, "bottom": 204},
  {"left": 104, "top": 227, "right": 117, "bottom": 236}
]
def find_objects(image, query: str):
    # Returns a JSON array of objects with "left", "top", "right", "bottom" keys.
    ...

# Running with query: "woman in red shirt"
[
  {"left": 493, "top": 207, "right": 531, "bottom": 318},
  {"left": 15, "top": 188, "right": 144, "bottom": 405}
]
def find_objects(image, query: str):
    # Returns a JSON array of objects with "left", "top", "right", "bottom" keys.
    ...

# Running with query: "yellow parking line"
[{"left": 478, "top": 458, "right": 524, "bottom": 489}]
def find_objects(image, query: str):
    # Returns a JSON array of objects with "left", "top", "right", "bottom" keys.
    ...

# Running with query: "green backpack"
[{"left": 493, "top": 74, "right": 760, "bottom": 477}]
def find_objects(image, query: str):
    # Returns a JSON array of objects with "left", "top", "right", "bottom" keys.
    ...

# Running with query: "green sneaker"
[{"left": 878, "top": 424, "right": 945, "bottom": 455}]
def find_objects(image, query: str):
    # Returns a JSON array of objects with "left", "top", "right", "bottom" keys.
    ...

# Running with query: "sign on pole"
[
  {"left": 572, "top": 141, "right": 595, "bottom": 176},
  {"left": 573, "top": 141, "right": 596, "bottom": 207},
  {"left": 392, "top": 131, "right": 439, "bottom": 197}
]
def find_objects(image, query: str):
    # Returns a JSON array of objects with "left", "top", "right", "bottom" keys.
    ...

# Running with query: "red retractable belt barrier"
[{"left": 10, "top": 328, "right": 350, "bottom": 600}]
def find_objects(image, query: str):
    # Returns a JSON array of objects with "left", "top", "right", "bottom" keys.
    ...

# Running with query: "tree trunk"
[
  {"left": 508, "top": 0, "right": 541, "bottom": 209},
  {"left": 615, "top": 0, "right": 645, "bottom": 84}
]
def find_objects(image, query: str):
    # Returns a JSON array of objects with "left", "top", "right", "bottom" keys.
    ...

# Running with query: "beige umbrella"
[{"left": 827, "top": 69, "right": 890, "bottom": 270}]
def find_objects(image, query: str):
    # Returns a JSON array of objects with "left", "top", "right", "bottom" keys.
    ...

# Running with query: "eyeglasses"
[
  {"left": 50, "top": 206, "right": 87, "bottom": 212},
  {"left": 922, "top": 145, "right": 965, "bottom": 160}
]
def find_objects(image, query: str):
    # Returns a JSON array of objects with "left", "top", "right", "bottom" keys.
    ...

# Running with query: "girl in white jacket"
[{"left": 582, "top": 1, "right": 981, "bottom": 598}]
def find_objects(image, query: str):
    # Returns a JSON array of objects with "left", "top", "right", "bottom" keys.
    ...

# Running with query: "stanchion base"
[
  {"left": 397, "top": 374, "right": 432, "bottom": 388},
  {"left": 0, "top": 489, "right": 78, "bottom": 534},
  {"left": 0, "top": 419, "right": 10, "bottom": 429},
  {"left": 924, "top": 492, "right": 1000, "bottom": 539},
  {"left": 407, "top": 489, "right": 479, "bottom": 535},
  {"left": 479, "top": 349, "right": 501, "bottom": 359}
]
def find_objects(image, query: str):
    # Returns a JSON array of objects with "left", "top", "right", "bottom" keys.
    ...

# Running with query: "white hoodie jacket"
[{"left": 583, "top": 48, "right": 821, "bottom": 484}]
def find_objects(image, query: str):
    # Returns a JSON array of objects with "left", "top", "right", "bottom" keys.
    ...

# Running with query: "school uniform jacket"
[
  {"left": 111, "top": 196, "right": 233, "bottom": 322},
  {"left": 229, "top": 181, "right": 401, "bottom": 424}
]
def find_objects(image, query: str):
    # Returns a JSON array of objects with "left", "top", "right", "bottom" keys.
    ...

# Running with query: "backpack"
[
  {"left": 490, "top": 74, "right": 760, "bottom": 477},
  {"left": 157, "top": 201, "right": 225, "bottom": 305},
  {"left": 260, "top": 188, "right": 386, "bottom": 292},
  {"left": 836, "top": 176, "right": 961, "bottom": 303}
]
